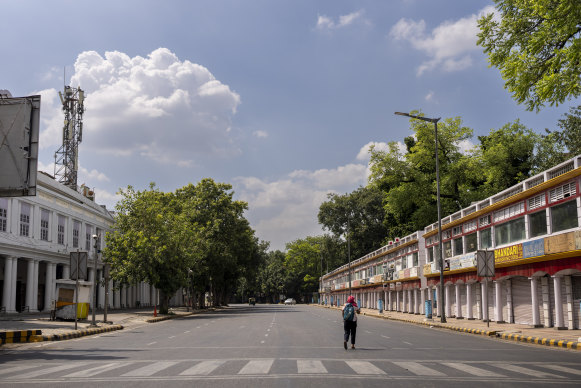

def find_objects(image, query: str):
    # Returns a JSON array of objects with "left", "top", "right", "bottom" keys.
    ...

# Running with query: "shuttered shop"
[{"left": 512, "top": 277, "right": 533, "bottom": 325}]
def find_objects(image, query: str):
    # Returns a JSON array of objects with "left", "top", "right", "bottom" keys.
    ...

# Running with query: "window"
[
  {"left": 452, "top": 226, "right": 462, "bottom": 236},
  {"left": 495, "top": 217, "right": 525, "bottom": 246},
  {"left": 551, "top": 200, "right": 578, "bottom": 233},
  {"left": 428, "top": 246, "right": 434, "bottom": 262},
  {"left": 464, "top": 220, "right": 477, "bottom": 233},
  {"left": 479, "top": 214, "right": 492, "bottom": 227},
  {"left": 0, "top": 198, "right": 7, "bottom": 232},
  {"left": 494, "top": 202, "right": 525, "bottom": 223},
  {"left": 465, "top": 232, "right": 477, "bottom": 253},
  {"left": 73, "top": 220, "right": 80, "bottom": 248},
  {"left": 40, "top": 209, "right": 50, "bottom": 241},
  {"left": 20, "top": 202, "right": 31, "bottom": 237},
  {"left": 443, "top": 240, "right": 452, "bottom": 259},
  {"left": 412, "top": 252, "right": 419, "bottom": 267},
  {"left": 85, "top": 224, "right": 93, "bottom": 251},
  {"left": 549, "top": 182, "right": 577, "bottom": 203},
  {"left": 528, "top": 194, "right": 546, "bottom": 211},
  {"left": 57, "top": 215, "right": 66, "bottom": 245},
  {"left": 443, "top": 230, "right": 451, "bottom": 240},
  {"left": 480, "top": 228, "right": 492, "bottom": 250},
  {"left": 529, "top": 211, "right": 547, "bottom": 238},
  {"left": 453, "top": 237, "right": 463, "bottom": 256}
]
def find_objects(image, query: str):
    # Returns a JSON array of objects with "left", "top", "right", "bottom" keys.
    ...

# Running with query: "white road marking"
[
  {"left": 196, "top": 326, "right": 201, "bottom": 329},
  {"left": 402, "top": 341, "right": 413, "bottom": 345},
  {"left": 443, "top": 362, "right": 505, "bottom": 377},
  {"left": 184, "top": 331, "right": 190, "bottom": 333},
  {"left": 146, "top": 341, "right": 157, "bottom": 346},
  {"left": 260, "top": 340, "right": 265, "bottom": 344},
  {"left": 121, "top": 361, "right": 178, "bottom": 377},
  {"left": 0, "top": 364, "right": 38, "bottom": 376},
  {"left": 265, "top": 334, "right": 269, "bottom": 337},
  {"left": 492, "top": 363, "right": 562, "bottom": 378},
  {"left": 541, "top": 365, "right": 581, "bottom": 375},
  {"left": 238, "top": 359, "right": 274, "bottom": 374},
  {"left": 64, "top": 362, "right": 133, "bottom": 377},
  {"left": 267, "top": 329, "right": 271, "bottom": 332},
  {"left": 365, "top": 330, "right": 372, "bottom": 334},
  {"left": 180, "top": 360, "right": 225, "bottom": 376},
  {"left": 15, "top": 363, "right": 89, "bottom": 379},
  {"left": 393, "top": 362, "right": 445, "bottom": 376},
  {"left": 297, "top": 360, "right": 327, "bottom": 374},
  {"left": 346, "top": 361, "right": 386, "bottom": 375},
  {"left": 381, "top": 335, "right": 390, "bottom": 339},
  {"left": 168, "top": 336, "right": 176, "bottom": 339}
]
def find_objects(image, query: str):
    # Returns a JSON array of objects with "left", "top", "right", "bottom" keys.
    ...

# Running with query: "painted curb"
[
  {"left": 0, "top": 329, "right": 42, "bottom": 345},
  {"left": 41, "top": 325, "right": 124, "bottom": 342},
  {"left": 314, "top": 304, "right": 581, "bottom": 350}
]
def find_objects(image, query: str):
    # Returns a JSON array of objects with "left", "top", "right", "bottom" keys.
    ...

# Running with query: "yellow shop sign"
[{"left": 494, "top": 244, "right": 523, "bottom": 264}]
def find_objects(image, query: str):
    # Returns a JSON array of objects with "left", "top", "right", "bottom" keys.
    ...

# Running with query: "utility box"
[
  {"left": 425, "top": 300, "right": 433, "bottom": 319},
  {"left": 55, "top": 280, "right": 91, "bottom": 320}
]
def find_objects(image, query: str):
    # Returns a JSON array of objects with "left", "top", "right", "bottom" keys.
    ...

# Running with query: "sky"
[{"left": 2, "top": 0, "right": 579, "bottom": 251}]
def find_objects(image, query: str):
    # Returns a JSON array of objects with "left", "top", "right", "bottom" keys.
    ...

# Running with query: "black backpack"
[{"left": 343, "top": 303, "right": 355, "bottom": 321}]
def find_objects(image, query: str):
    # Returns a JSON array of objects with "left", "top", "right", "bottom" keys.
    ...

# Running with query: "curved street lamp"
[{"left": 394, "top": 112, "right": 446, "bottom": 323}]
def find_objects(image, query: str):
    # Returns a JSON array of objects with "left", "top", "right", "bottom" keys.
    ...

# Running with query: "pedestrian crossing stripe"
[{"left": 2, "top": 360, "right": 580, "bottom": 380}]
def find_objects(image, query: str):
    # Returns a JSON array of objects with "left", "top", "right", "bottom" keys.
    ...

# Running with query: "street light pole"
[
  {"left": 394, "top": 111, "right": 446, "bottom": 323},
  {"left": 90, "top": 234, "right": 99, "bottom": 327},
  {"left": 347, "top": 213, "right": 351, "bottom": 295}
]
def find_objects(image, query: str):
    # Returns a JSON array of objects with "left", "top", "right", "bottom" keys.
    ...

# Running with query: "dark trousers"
[{"left": 343, "top": 320, "right": 357, "bottom": 344}]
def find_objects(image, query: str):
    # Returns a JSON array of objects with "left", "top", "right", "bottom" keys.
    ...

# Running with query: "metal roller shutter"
[
  {"left": 572, "top": 275, "right": 581, "bottom": 329},
  {"left": 488, "top": 282, "right": 495, "bottom": 322},
  {"left": 512, "top": 277, "right": 533, "bottom": 325},
  {"left": 472, "top": 283, "right": 481, "bottom": 319},
  {"left": 459, "top": 284, "right": 466, "bottom": 318},
  {"left": 448, "top": 286, "right": 456, "bottom": 318}
]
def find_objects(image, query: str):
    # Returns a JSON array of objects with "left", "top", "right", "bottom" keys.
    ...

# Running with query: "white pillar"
[
  {"left": 388, "top": 290, "right": 392, "bottom": 311},
  {"left": 10, "top": 258, "right": 18, "bottom": 312},
  {"left": 402, "top": 290, "right": 407, "bottom": 312},
  {"left": 2, "top": 257, "right": 15, "bottom": 313},
  {"left": 553, "top": 276, "right": 565, "bottom": 329},
  {"left": 435, "top": 286, "right": 440, "bottom": 316},
  {"left": 481, "top": 281, "right": 489, "bottom": 322},
  {"left": 564, "top": 275, "right": 574, "bottom": 330},
  {"left": 420, "top": 288, "right": 426, "bottom": 314},
  {"left": 44, "top": 263, "right": 55, "bottom": 312},
  {"left": 32, "top": 260, "right": 39, "bottom": 311},
  {"left": 506, "top": 279, "right": 514, "bottom": 323},
  {"left": 396, "top": 290, "right": 400, "bottom": 311},
  {"left": 25, "top": 259, "right": 35, "bottom": 311},
  {"left": 530, "top": 277, "right": 541, "bottom": 327},
  {"left": 541, "top": 276, "right": 551, "bottom": 327},
  {"left": 455, "top": 284, "right": 462, "bottom": 318},
  {"left": 495, "top": 280, "right": 503, "bottom": 322},
  {"left": 466, "top": 283, "right": 474, "bottom": 320},
  {"left": 445, "top": 284, "right": 452, "bottom": 318}
]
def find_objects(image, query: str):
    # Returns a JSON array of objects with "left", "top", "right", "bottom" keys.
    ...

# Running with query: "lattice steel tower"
[{"left": 54, "top": 85, "right": 84, "bottom": 190}]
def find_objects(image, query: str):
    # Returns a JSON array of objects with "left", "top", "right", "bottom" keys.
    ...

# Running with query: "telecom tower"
[{"left": 54, "top": 85, "right": 84, "bottom": 191}]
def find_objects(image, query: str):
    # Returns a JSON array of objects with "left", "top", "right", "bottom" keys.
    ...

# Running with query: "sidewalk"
[
  {"left": 0, "top": 307, "right": 197, "bottom": 346},
  {"left": 315, "top": 304, "right": 581, "bottom": 351}
]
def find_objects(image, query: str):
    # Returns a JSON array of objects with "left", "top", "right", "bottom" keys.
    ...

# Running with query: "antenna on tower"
[{"left": 54, "top": 85, "right": 85, "bottom": 191}]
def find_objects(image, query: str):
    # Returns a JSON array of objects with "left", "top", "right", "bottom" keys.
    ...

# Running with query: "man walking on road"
[{"left": 342, "top": 295, "right": 360, "bottom": 349}]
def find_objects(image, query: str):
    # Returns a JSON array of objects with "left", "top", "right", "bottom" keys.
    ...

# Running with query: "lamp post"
[
  {"left": 394, "top": 111, "right": 446, "bottom": 323},
  {"left": 90, "top": 234, "right": 100, "bottom": 327},
  {"left": 347, "top": 212, "right": 352, "bottom": 295}
]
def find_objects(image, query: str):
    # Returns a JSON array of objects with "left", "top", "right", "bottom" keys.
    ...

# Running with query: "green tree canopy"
[{"left": 478, "top": 0, "right": 581, "bottom": 111}]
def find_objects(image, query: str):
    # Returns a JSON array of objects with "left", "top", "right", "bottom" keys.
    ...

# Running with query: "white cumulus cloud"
[
  {"left": 38, "top": 48, "right": 241, "bottom": 166},
  {"left": 316, "top": 10, "right": 367, "bottom": 30},
  {"left": 234, "top": 160, "right": 368, "bottom": 250},
  {"left": 389, "top": 6, "right": 495, "bottom": 76}
]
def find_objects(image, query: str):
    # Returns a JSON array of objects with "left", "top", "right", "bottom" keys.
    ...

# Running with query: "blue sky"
[{"left": 2, "top": 1, "right": 578, "bottom": 250}]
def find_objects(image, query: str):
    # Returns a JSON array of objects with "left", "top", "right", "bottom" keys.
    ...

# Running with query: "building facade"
[
  {"left": 321, "top": 155, "right": 581, "bottom": 329},
  {"left": 0, "top": 172, "right": 164, "bottom": 315}
]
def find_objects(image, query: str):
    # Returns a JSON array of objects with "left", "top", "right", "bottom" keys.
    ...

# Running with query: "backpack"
[{"left": 343, "top": 303, "right": 355, "bottom": 321}]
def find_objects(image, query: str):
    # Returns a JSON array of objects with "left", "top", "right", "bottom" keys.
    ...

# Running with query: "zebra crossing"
[{"left": 0, "top": 359, "right": 579, "bottom": 382}]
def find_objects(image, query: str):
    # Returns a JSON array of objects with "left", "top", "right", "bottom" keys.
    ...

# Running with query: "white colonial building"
[{"left": 0, "top": 172, "right": 171, "bottom": 315}]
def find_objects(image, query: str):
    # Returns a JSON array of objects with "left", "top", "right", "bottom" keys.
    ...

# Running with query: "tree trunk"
[{"left": 159, "top": 290, "right": 170, "bottom": 314}]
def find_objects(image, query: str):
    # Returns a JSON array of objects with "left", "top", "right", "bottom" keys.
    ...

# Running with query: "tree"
[
  {"left": 318, "top": 186, "right": 387, "bottom": 260},
  {"left": 368, "top": 114, "right": 476, "bottom": 239},
  {"left": 555, "top": 105, "right": 581, "bottom": 156},
  {"left": 104, "top": 184, "right": 201, "bottom": 314},
  {"left": 476, "top": 120, "right": 538, "bottom": 195},
  {"left": 478, "top": 1, "right": 581, "bottom": 111}
]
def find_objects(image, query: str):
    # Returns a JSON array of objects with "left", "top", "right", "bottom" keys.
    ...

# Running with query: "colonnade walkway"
[{"left": 315, "top": 304, "right": 581, "bottom": 350}]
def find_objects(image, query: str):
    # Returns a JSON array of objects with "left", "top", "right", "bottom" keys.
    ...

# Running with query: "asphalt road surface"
[{"left": 1, "top": 304, "right": 580, "bottom": 387}]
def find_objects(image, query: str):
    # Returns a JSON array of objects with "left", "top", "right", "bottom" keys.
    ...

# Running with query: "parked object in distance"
[
  {"left": 284, "top": 298, "right": 296, "bottom": 305},
  {"left": 249, "top": 297, "right": 256, "bottom": 306}
]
